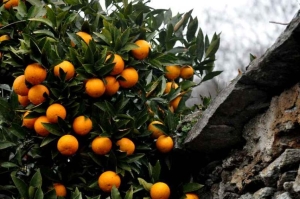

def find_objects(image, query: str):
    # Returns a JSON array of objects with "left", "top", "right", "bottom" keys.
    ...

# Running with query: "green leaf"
[
  {"left": 28, "top": 18, "right": 53, "bottom": 29},
  {"left": 182, "top": 183, "right": 204, "bottom": 193},
  {"left": 40, "top": 136, "right": 56, "bottom": 147},
  {"left": 88, "top": 152, "right": 102, "bottom": 166},
  {"left": 26, "top": 0, "right": 43, "bottom": 6},
  {"left": 10, "top": 123, "right": 27, "bottom": 139},
  {"left": 180, "top": 80, "right": 196, "bottom": 91},
  {"left": 42, "top": 123, "right": 65, "bottom": 136},
  {"left": 120, "top": 28, "right": 131, "bottom": 47},
  {"left": 0, "top": 141, "right": 16, "bottom": 149},
  {"left": 1, "top": 162, "right": 19, "bottom": 168},
  {"left": 196, "top": 28, "right": 204, "bottom": 61},
  {"left": 201, "top": 71, "right": 222, "bottom": 83},
  {"left": 205, "top": 35, "right": 220, "bottom": 58},
  {"left": 124, "top": 186, "right": 133, "bottom": 199},
  {"left": 250, "top": 53, "right": 256, "bottom": 62},
  {"left": 111, "top": 186, "right": 122, "bottom": 199},
  {"left": 70, "top": 187, "right": 83, "bottom": 199},
  {"left": 151, "top": 160, "right": 161, "bottom": 183},
  {"left": 65, "top": 0, "right": 80, "bottom": 5},
  {"left": 137, "top": 178, "right": 152, "bottom": 191},
  {"left": 11, "top": 171, "right": 29, "bottom": 198},
  {"left": 44, "top": 189, "right": 56, "bottom": 199},
  {"left": 127, "top": 153, "right": 145, "bottom": 163},
  {"left": 30, "top": 169, "right": 42, "bottom": 188},
  {"left": 34, "top": 187, "right": 44, "bottom": 199},
  {"left": 33, "top": 30, "right": 55, "bottom": 38},
  {"left": 46, "top": 6, "right": 57, "bottom": 28}
]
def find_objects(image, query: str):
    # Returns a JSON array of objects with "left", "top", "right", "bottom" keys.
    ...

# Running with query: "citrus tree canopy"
[{"left": 0, "top": 0, "right": 221, "bottom": 198}]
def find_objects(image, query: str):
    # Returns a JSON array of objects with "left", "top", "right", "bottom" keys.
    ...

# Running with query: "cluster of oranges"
[
  {"left": 165, "top": 64, "right": 194, "bottom": 112},
  {"left": 10, "top": 26, "right": 198, "bottom": 198}
]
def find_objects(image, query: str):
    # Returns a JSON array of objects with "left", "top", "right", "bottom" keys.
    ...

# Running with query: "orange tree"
[{"left": 0, "top": 0, "right": 221, "bottom": 198}]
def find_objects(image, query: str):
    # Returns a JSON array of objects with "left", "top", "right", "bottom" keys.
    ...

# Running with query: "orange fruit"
[
  {"left": 72, "top": 115, "right": 93, "bottom": 136},
  {"left": 91, "top": 136, "right": 112, "bottom": 155},
  {"left": 24, "top": 63, "right": 47, "bottom": 85},
  {"left": 180, "top": 65, "right": 194, "bottom": 79},
  {"left": 46, "top": 103, "right": 67, "bottom": 123},
  {"left": 53, "top": 183, "right": 67, "bottom": 197},
  {"left": 104, "top": 76, "right": 120, "bottom": 96},
  {"left": 156, "top": 135, "right": 174, "bottom": 153},
  {"left": 17, "top": 95, "right": 30, "bottom": 107},
  {"left": 71, "top": 31, "right": 92, "bottom": 46},
  {"left": 169, "top": 96, "right": 182, "bottom": 112},
  {"left": 0, "top": 35, "right": 10, "bottom": 42},
  {"left": 98, "top": 171, "right": 121, "bottom": 192},
  {"left": 106, "top": 54, "right": 125, "bottom": 76},
  {"left": 150, "top": 182, "right": 171, "bottom": 199},
  {"left": 118, "top": 67, "right": 138, "bottom": 88},
  {"left": 148, "top": 121, "right": 164, "bottom": 139},
  {"left": 131, "top": 40, "right": 151, "bottom": 60},
  {"left": 27, "top": 84, "right": 49, "bottom": 105},
  {"left": 116, "top": 137, "right": 135, "bottom": 155},
  {"left": 12, "top": 75, "right": 29, "bottom": 96},
  {"left": 22, "top": 111, "right": 38, "bottom": 129},
  {"left": 57, "top": 134, "right": 79, "bottom": 156},
  {"left": 3, "top": 0, "right": 19, "bottom": 9},
  {"left": 185, "top": 193, "right": 199, "bottom": 199},
  {"left": 164, "top": 82, "right": 179, "bottom": 94},
  {"left": 165, "top": 65, "right": 181, "bottom": 80},
  {"left": 85, "top": 78, "right": 106, "bottom": 98},
  {"left": 53, "top": 61, "right": 75, "bottom": 81},
  {"left": 34, "top": 116, "right": 50, "bottom": 137}
]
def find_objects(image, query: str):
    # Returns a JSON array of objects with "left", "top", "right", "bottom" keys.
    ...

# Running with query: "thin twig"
[
  {"left": 269, "top": 21, "right": 289, "bottom": 25},
  {"left": 0, "top": 20, "right": 27, "bottom": 30}
]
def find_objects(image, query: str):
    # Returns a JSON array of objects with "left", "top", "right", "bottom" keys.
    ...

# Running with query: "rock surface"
[{"left": 183, "top": 16, "right": 300, "bottom": 199}]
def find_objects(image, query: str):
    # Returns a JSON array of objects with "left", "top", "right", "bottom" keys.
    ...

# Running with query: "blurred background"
[{"left": 147, "top": 0, "right": 299, "bottom": 106}]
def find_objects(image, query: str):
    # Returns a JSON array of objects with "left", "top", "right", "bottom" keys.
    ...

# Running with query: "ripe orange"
[
  {"left": 22, "top": 111, "right": 38, "bottom": 129},
  {"left": 165, "top": 65, "right": 181, "bottom": 80},
  {"left": 12, "top": 75, "right": 29, "bottom": 96},
  {"left": 150, "top": 182, "right": 171, "bottom": 199},
  {"left": 116, "top": 138, "right": 135, "bottom": 155},
  {"left": 53, "top": 183, "right": 67, "bottom": 197},
  {"left": 27, "top": 84, "right": 49, "bottom": 105},
  {"left": 72, "top": 115, "right": 93, "bottom": 136},
  {"left": 169, "top": 96, "right": 182, "bottom": 112},
  {"left": 118, "top": 67, "right": 138, "bottom": 88},
  {"left": 185, "top": 193, "right": 199, "bottom": 199},
  {"left": 18, "top": 95, "right": 30, "bottom": 107},
  {"left": 85, "top": 78, "right": 106, "bottom": 98},
  {"left": 34, "top": 116, "right": 50, "bottom": 137},
  {"left": 148, "top": 121, "right": 164, "bottom": 139},
  {"left": 71, "top": 31, "right": 92, "bottom": 46},
  {"left": 46, "top": 103, "right": 67, "bottom": 123},
  {"left": 180, "top": 65, "right": 194, "bottom": 79},
  {"left": 24, "top": 63, "right": 47, "bottom": 85},
  {"left": 3, "top": 0, "right": 19, "bottom": 9},
  {"left": 98, "top": 171, "right": 121, "bottom": 192},
  {"left": 156, "top": 135, "right": 174, "bottom": 153},
  {"left": 104, "top": 76, "right": 119, "bottom": 96},
  {"left": 53, "top": 61, "right": 75, "bottom": 81},
  {"left": 57, "top": 134, "right": 79, "bottom": 156},
  {"left": 0, "top": 35, "right": 10, "bottom": 42},
  {"left": 131, "top": 40, "right": 151, "bottom": 60},
  {"left": 164, "top": 82, "right": 179, "bottom": 94},
  {"left": 91, "top": 136, "right": 112, "bottom": 155},
  {"left": 106, "top": 54, "right": 125, "bottom": 76}
]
